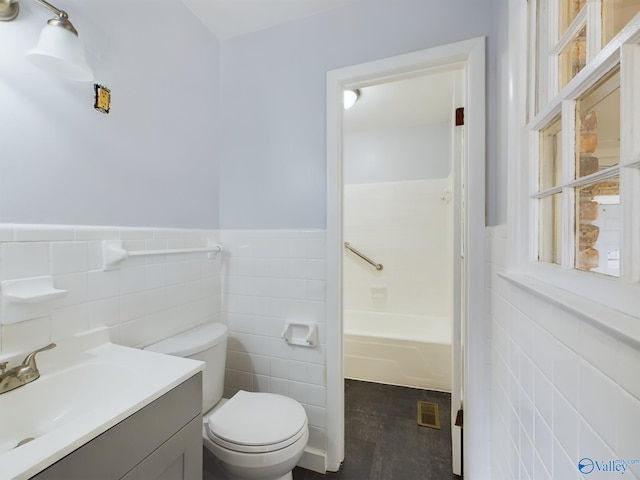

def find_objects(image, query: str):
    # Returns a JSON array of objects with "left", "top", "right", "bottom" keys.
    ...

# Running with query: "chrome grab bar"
[{"left": 344, "top": 242, "right": 383, "bottom": 271}]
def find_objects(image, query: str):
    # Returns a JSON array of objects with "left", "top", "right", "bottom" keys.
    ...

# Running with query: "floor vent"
[{"left": 417, "top": 401, "right": 441, "bottom": 429}]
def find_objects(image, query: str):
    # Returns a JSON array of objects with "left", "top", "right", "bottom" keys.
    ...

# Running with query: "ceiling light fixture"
[
  {"left": 0, "top": 0, "right": 93, "bottom": 82},
  {"left": 343, "top": 89, "right": 360, "bottom": 110}
]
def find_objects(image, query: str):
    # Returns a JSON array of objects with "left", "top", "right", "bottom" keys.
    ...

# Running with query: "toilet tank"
[{"left": 144, "top": 323, "right": 228, "bottom": 412}]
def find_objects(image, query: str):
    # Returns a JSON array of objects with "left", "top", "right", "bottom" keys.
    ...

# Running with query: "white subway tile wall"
[
  {"left": 488, "top": 227, "right": 640, "bottom": 480},
  {"left": 343, "top": 179, "right": 453, "bottom": 318},
  {"left": 1, "top": 225, "right": 330, "bottom": 461},
  {"left": 221, "top": 229, "right": 327, "bottom": 453},
  {"left": 0, "top": 224, "right": 222, "bottom": 356}
]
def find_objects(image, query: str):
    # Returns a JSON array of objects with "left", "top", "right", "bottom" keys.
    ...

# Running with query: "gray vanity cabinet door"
[{"left": 133, "top": 416, "right": 202, "bottom": 480}]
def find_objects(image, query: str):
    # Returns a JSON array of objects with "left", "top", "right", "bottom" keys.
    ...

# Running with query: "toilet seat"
[{"left": 206, "top": 390, "right": 308, "bottom": 454}]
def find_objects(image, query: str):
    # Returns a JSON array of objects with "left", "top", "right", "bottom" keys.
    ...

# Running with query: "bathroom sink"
[
  {"left": 0, "top": 329, "right": 204, "bottom": 480},
  {"left": 0, "top": 362, "right": 135, "bottom": 455}
]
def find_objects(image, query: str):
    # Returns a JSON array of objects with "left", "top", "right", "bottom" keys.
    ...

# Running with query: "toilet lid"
[{"left": 207, "top": 391, "right": 307, "bottom": 451}]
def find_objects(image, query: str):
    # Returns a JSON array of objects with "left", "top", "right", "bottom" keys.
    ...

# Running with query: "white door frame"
[{"left": 325, "top": 37, "right": 488, "bottom": 478}]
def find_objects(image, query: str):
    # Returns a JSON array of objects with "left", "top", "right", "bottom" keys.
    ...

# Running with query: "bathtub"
[{"left": 344, "top": 310, "right": 452, "bottom": 392}]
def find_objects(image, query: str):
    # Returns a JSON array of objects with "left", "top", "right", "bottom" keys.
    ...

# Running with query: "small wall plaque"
[{"left": 94, "top": 83, "right": 111, "bottom": 114}]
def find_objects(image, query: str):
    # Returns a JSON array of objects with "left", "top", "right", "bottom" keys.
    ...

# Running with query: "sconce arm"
[
  {"left": 34, "top": 0, "right": 78, "bottom": 35},
  {"left": 0, "top": 0, "right": 76, "bottom": 34},
  {"left": 34, "top": 0, "right": 67, "bottom": 19}
]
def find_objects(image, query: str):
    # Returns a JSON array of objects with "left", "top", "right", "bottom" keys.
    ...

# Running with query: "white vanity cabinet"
[{"left": 31, "top": 373, "right": 203, "bottom": 480}]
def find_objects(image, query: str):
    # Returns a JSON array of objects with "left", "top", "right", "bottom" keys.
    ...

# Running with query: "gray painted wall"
[
  {"left": 1, "top": 0, "right": 499, "bottom": 229},
  {"left": 494, "top": 0, "right": 509, "bottom": 226},
  {"left": 0, "top": 0, "right": 221, "bottom": 228},
  {"left": 219, "top": 0, "right": 497, "bottom": 228},
  {"left": 344, "top": 123, "right": 451, "bottom": 184}
]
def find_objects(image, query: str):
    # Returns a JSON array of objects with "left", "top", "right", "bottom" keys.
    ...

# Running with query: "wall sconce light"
[
  {"left": 343, "top": 89, "right": 360, "bottom": 110},
  {"left": 0, "top": 0, "right": 93, "bottom": 81}
]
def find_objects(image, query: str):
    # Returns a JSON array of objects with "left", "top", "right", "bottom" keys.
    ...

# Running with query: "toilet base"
[
  {"left": 203, "top": 432, "right": 302, "bottom": 480},
  {"left": 205, "top": 449, "right": 295, "bottom": 480},
  {"left": 225, "top": 472, "right": 291, "bottom": 480}
]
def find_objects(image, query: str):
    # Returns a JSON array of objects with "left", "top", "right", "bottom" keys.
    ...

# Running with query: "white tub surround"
[
  {"left": 342, "top": 177, "right": 454, "bottom": 390},
  {"left": 342, "top": 179, "right": 454, "bottom": 392},
  {"left": 343, "top": 178, "right": 453, "bottom": 319},
  {"left": 344, "top": 310, "right": 451, "bottom": 391}
]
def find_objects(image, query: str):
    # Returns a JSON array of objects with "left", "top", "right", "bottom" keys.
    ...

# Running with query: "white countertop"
[{"left": 0, "top": 328, "right": 204, "bottom": 480}]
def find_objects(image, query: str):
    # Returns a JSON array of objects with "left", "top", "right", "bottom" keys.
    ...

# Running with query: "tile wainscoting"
[
  {"left": 487, "top": 226, "right": 640, "bottom": 480},
  {"left": 220, "top": 229, "right": 328, "bottom": 470},
  {"left": 0, "top": 224, "right": 222, "bottom": 355},
  {"left": 0, "top": 225, "right": 329, "bottom": 473}
]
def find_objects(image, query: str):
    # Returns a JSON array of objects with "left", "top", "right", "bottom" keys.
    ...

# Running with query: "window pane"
[
  {"left": 575, "top": 68, "right": 620, "bottom": 179},
  {"left": 603, "top": 0, "right": 640, "bottom": 45},
  {"left": 540, "top": 115, "right": 563, "bottom": 190},
  {"left": 559, "top": 25, "right": 587, "bottom": 89},
  {"left": 539, "top": 194, "right": 563, "bottom": 264},
  {"left": 560, "top": 0, "right": 586, "bottom": 32},
  {"left": 575, "top": 176, "right": 620, "bottom": 276}
]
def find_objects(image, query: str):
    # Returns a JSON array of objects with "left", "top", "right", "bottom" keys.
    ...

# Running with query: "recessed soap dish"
[{"left": 1, "top": 276, "right": 67, "bottom": 325}]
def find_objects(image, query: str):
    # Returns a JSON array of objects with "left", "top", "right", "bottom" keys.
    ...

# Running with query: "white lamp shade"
[
  {"left": 343, "top": 90, "right": 358, "bottom": 109},
  {"left": 26, "top": 24, "right": 93, "bottom": 82}
]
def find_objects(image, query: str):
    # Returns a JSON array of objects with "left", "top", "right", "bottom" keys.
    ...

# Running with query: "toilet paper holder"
[{"left": 281, "top": 320, "right": 318, "bottom": 347}]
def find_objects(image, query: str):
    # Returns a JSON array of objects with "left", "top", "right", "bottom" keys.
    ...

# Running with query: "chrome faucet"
[{"left": 0, "top": 343, "right": 56, "bottom": 394}]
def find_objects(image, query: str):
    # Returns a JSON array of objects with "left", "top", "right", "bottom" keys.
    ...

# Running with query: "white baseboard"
[{"left": 297, "top": 446, "right": 328, "bottom": 474}]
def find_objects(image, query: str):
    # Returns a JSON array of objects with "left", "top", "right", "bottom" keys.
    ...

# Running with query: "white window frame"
[{"left": 510, "top": 0, "right": 640, "bottom": 321}]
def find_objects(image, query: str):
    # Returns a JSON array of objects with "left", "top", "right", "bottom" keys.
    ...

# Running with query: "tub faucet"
[{"left": 0, "top": 343, "right": 56, "bottom": 394}]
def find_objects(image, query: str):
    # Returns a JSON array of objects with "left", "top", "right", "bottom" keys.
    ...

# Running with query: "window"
[
  {"left": 535, "top": 0, "right": 640, "bottom": 111},
  {"left": 538, "top": 115, "right": 563, "bottom": 265},
  {"left": 527, "top": 0, "right": 640, "bottom": 311}
]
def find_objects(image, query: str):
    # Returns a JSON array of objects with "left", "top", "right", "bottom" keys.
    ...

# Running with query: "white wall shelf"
[{"left": 1, "top": 276, "right": 68, "bottom": 325}]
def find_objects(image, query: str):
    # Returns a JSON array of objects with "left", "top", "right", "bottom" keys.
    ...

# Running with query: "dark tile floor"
[
  {"left": 204, "top": 379, "right": 460, "bottom": 480},
  {"left": 294, "top": 380, "right": 460, "bottom": 480}
]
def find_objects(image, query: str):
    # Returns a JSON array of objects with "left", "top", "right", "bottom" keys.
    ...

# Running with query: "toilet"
[{"left": 144, "top": 323, "right": 309, "bottom": 480}]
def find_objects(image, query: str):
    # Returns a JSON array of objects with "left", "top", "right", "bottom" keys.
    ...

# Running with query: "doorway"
[
  {"left": 341, "top": 67, "right": 460, "bottom": 474},
  {"left": 325, "top": 37, "right": 487, "bottom": 477},
  {"left": 341, "top": 71, "right": 457, "bottom": 394}
]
